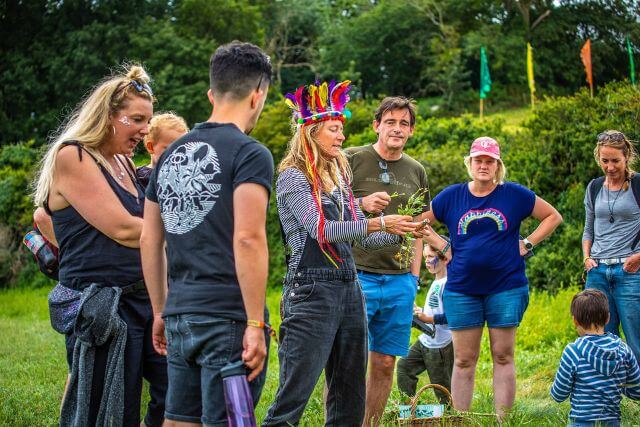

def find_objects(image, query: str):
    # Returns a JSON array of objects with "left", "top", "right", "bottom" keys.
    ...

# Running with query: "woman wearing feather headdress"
[{"left": 262, "top": 81, "right": 421, "bottom": 426}]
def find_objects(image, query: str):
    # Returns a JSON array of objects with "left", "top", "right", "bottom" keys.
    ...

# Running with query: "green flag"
[
  {"left": 480, "top": 47, "right": 492, "bottom": 99},
  {"left": 628, "top": 37, "right": 636, "bottom": 86}
]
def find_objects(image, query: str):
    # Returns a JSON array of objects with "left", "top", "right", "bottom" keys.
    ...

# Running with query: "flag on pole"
[
  {"left": 628, "top": 37, "right": 636, "bottom": 86},
  {"left": 580, "top": 39, "right": 593, "bottom": 96},
  {"left": 480, "top": 47, "right": 492, "bottom": 99},
  {"left": 527, "top": 43, "right": 535, "bottom": 106}
]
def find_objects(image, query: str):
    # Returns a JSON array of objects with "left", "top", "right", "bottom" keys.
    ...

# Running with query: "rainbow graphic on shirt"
[{"left": 457, "top": 208, "right": 508, "bottom": 235}]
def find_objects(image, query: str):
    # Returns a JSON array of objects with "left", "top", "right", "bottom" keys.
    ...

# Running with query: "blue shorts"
[
  {"left": 443, "top": 285, "right": 529, "bottom": 330},
  {"left": 359, "top": 271, "right": 417, "bottom": 357},
  {"left": 164, "top": 314, "right": 268, "bottom": 426}
]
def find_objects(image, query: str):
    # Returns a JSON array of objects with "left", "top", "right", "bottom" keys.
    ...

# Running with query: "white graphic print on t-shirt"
[{"left": 157, "top": 141, "right": 221, "bottom": 234}]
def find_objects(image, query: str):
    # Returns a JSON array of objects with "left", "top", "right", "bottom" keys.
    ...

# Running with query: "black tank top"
[{"left": 47, "top": 143, "right": 144, "bottom": 290}]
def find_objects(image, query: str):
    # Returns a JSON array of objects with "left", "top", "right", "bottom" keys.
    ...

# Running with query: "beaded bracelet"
[
  {"left": 438, "top": 241, "right": 451, "bottom": 257},
  {"left": 247, "top": 320, "right": 267, "bottom": 329},
  {"left": 247, "top": 320, "right": 278, "bottom": 344}
]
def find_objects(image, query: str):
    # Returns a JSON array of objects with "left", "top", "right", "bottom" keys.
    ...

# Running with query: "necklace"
[
  {"left": 113, "top": 157, "right": 125, "bottom": 181},
  {"left": 606, "top": 180, "right": 624, "bottom": 223}
]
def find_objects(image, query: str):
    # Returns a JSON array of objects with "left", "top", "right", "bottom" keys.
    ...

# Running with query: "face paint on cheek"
[
  {"left": 427, "top": 257, "right": 439, "bottom": 268},
  {"left": 119, "top": 116, "right": 131, "bottom": 126}
]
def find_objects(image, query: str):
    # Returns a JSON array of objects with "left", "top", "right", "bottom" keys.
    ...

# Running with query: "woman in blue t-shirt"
[{"left": 420, "top": 137, "right": 562, "bottom": 418}]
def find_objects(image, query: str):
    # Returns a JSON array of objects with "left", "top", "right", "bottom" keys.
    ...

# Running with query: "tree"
[{"left": 174, "top": 0, "right": 264, "bottom": 45}]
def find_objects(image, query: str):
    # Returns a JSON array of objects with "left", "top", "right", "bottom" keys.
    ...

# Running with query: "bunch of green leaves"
[{"left": 394, "top": 188, "right": 429, "bottom": 268}]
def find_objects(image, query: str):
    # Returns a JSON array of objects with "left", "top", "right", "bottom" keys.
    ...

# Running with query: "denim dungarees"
[{"left": 263, "top": 192, "right": 368, "bottom": 427}]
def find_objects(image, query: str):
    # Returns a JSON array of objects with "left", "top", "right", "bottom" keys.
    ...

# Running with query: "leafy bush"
[
  {"left": 0, "top": 141, "right": 45, "bottom": 287},
  {"left": 2, "top": 83, "right": 639, "bottom": 292},
  {"left": 507, "top": 82, "right": 640, "bottom": 291}
]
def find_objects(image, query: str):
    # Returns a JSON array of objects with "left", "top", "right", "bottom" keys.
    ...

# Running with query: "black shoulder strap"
[
  {"left": 44, "top": 141, "right": 101, "bottom": 214},
  {"left": 588, "top": 176, "right": 605, "bottom": 209},
  {"left": 61, "top": 140, "right": 103, "bottom": 167},
  {"left": 630, "top": 173, "right": 640, "bottom": 208},
  {"left": 279, "top": 220, "right": 291, "bottom": 268},
  {"left": 630, "top": 174, "right": 640, "bottom": 250}
]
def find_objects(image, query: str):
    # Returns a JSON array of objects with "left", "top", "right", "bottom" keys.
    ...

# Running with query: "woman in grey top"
[{"left": 583, "top": 130, "right": 640, "bottom": 360}]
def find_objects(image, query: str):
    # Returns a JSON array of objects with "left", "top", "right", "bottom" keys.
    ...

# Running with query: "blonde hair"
[
  {"left": 279, "top": 121, "right": 352, "bottom": 192},
  {"left": 594, "top": 130, "right": 637, "bottom": 190},
  {"left": 463, "top": 155, "right": 507, "bottom": 185},
  {"left": 145, "top": 112, "right": 189, "bottom": 147},
  {"left": 33, "top": 64, "right": 154, "bottom": 206}
]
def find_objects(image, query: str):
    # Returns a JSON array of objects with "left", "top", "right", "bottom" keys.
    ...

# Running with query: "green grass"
[
  {"left": 1, "top": 286, "right": 639, "bottom": 426},
  {"left": 487, "top": 107, "right": 532, "bottom": 134}
]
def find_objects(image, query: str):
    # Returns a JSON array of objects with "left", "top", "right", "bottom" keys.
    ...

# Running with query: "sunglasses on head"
[
  {"left": 379, "top": 160, "right": 390, "bottom": 185},
  {"left": 597, "top": 131, "right": 625, "bottom": 143},
  {"left": 113, "top": 80, "right": 153, "bottom": 99},
  {"left": 130, "top": 80, "right": 153, "bottom": 96}
]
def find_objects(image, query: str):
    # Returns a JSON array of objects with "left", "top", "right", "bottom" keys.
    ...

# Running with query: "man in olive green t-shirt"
[{"left": 345, "top": 97, "right": 430, "bottom": 427}]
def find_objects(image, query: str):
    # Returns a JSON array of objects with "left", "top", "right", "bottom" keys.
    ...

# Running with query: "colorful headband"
[{"left": 284, "top": 80, "right": 352, "bottom": 126}]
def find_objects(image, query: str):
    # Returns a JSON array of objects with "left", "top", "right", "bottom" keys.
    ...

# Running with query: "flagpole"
[
  {"left": 628, "top": 37, "right": 636, "bottom": 86},
  {"left": 480, "top": 98, "right": 484, "bottom": 119}
]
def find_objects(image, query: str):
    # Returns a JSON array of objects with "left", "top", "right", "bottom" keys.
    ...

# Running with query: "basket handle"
[{"left": 409, "top": 384, "right": 452, "bottom": 420}]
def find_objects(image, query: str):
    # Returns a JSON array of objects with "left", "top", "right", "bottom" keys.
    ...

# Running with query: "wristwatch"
[{"left": 522, "top": 238, "right": 534, "bottom": 251}]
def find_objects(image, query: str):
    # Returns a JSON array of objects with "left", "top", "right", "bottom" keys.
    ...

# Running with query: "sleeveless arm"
[{"left": 51, "top": 145, "right": 142, "bottom": 247}]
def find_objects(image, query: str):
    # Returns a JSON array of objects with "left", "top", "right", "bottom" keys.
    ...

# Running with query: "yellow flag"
[{"left": 527, "top": 43, "right": 535, "bottom": 95}]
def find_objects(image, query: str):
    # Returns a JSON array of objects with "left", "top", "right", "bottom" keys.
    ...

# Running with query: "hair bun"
[{"left": 125, "top": 64, "right": 150, "bottom": 84}]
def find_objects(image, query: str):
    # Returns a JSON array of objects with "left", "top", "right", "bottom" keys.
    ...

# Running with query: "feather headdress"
[
  {"left": 283, "top": 79, "right": 357, "bottom": 268},
  {"left": 284, "top": 80, "right": 352, "bottom": 126}
]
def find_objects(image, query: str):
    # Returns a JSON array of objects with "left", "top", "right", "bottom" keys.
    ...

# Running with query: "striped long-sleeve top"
[
  {"left": 550, "top": 333, "right": 640, "bottom": 422},
  {"left": 277, "top": 167, "right": 400, "bottom": 272}
]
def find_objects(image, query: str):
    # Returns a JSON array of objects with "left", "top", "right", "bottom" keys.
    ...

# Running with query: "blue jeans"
[
  {"left": 586, "top": 263, "right": 640, "bottom": 359},
  {"left": 164, "top": 314, "right": 268, "bottom": 426},
  {"left": 359, "top": 271, "right": 417, "bottom": 357},
  {"left": 263, "top": 270, "right": 367, "bottom": 426}
]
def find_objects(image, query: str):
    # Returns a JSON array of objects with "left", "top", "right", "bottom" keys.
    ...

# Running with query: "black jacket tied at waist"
[{"left": 60, "top": 284, "right": 127, "bottom": 427}]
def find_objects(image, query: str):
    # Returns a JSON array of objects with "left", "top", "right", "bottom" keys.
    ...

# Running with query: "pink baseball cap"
[{"left": 469, "top": 137, "right": 501, "bottom": 160}]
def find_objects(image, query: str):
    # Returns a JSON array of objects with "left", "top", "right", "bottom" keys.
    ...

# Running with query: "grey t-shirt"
[{"left": 583, "top": 184, "right": 640, "bottom": 258}]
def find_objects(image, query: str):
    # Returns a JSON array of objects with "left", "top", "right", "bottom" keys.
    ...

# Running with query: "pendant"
[{"left": 609, "top": 215, "right": 615, "bottom": 223}]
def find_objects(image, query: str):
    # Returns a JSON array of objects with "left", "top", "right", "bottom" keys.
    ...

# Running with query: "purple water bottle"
[{"left": 221, "top": 360, "right": 257, "bottom": 427}]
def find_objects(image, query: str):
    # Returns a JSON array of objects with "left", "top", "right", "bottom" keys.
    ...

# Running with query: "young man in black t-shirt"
[{"left": 141, "top": 41, "right": 273, "bottom": 426}]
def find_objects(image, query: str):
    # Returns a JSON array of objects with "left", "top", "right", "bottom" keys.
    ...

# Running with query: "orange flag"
[{"left": 580, "top": 39, "right": 593, "bottom": 96}]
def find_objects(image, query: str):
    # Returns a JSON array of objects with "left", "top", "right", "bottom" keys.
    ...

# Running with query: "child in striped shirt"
[{"left": 551, "top": 289, "right": 640, "bottom": 426}]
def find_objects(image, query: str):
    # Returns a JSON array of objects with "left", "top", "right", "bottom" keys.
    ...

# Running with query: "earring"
[{"left": 112, "top": 125, "right": 116, "bottom": 136}]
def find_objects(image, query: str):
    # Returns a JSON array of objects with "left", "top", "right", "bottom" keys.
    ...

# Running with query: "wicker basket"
[{"left": 397, "top": 384, "right": 493, "bottom": 427}]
